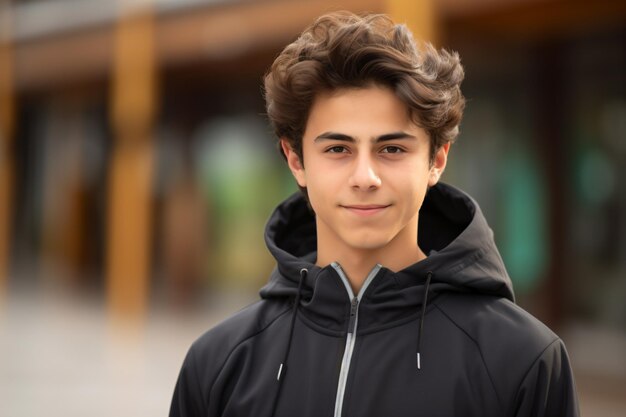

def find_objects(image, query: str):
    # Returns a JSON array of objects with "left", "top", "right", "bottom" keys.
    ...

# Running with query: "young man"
[{"left": 170, "top": 11, "right": 579, "bottom": 417}]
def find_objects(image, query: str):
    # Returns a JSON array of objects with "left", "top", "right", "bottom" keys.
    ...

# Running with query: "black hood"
[
  {"left": 171, "top": 184, "right": 580, "bottom": 417},
  {"left": 260, "top": 182, "right": 514, "bottom": 332}
]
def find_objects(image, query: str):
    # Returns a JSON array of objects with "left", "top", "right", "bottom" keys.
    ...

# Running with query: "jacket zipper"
[{"left": 331, "top": 263, "right": 381, "bottom": 417}]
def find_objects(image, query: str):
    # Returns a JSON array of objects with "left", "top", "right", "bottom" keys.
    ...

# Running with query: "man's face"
[{"left": 282, "top": 84, "right": 448, "bottom": 255}]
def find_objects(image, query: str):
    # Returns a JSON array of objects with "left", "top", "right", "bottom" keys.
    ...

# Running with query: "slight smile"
[{"left": 341, "top": 204, "right": 391, "bottom": 217}]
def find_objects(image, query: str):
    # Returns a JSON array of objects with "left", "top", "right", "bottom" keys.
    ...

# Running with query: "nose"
[{"left": 348, "top": 153, "right": 381, "bottom": 190}]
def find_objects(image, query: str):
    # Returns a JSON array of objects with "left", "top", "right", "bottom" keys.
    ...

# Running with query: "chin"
[{"left": 343, "top": 234, "right": 391, "bottom": 251}]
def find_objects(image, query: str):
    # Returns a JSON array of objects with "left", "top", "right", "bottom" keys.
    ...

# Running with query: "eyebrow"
[{"left": 314, "top": 131, "right": 416, "bottom": 143}]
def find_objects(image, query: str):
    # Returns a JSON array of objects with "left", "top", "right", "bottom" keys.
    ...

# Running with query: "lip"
[{"left": 341, "top": 204, "right": 391, "bottom": 217}]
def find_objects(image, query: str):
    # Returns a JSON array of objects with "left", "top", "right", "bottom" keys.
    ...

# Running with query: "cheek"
[
  {"left": 302, "top": 172, "right": 327, "bottom": 209},
  {"left": 303, "top": 158, "right": 336, "bottom": 190},
  {"left": 391, "top": 172, "right": 429, "bottom": 210},
  {"left": 391, "top": 165, "right": 430, "bottom": 191},
  {"left": 402, "top": 193, "right": 424, "bottom": 217}
]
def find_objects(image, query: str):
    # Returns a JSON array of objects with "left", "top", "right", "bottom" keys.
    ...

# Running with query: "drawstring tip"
[
  {"left": 416, "top": 352, "right": 421, "bottom": 370},
  {"left": 277, "top": 363, "right": 284, "bottom": 381}
]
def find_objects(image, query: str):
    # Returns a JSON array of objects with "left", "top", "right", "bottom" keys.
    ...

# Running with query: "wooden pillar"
[
  {"left": 532, "top": 41, "right": 567, "bottom": 329},
  {"left": 0, "top": 0, "right": 15, "bottom": 297},
  {"left": 107, "top": 2, "right": 157, "bottom": 322},
  {"left": 385, "top": 0, "right": 439, "bottom": 45}
]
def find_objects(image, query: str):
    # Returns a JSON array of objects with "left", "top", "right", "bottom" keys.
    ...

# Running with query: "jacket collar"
[{"left": 260, "top": 182, "right": 514, "bottom": 332}]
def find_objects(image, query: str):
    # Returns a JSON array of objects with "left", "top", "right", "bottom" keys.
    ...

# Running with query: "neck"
[{"left": 316, "top": 220, "right": 427, "bottom": 294}]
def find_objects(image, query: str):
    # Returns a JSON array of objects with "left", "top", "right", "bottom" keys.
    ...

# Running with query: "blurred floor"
[
  {"left": 1, "top": 286, "right": 625, "bottom": 417},
  {"left": 0, "top": 285, "right": 256, "bottom": 417}
]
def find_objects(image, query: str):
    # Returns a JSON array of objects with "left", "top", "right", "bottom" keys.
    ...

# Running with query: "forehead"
[{"left": 304, "top": 85, "right": 417, "bottom": 138}]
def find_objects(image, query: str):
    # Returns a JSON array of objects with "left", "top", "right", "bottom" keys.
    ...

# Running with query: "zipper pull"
[{"left": 348, "top": 297, "right": 359, "bottom": 334}]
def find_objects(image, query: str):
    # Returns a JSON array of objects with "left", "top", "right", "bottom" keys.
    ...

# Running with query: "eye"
[
  {"left": 326, "top": 145, "right": 348, "bottom": 153},
  {"left": 381, "top": 145, "right": 404, "bottom": 154}
]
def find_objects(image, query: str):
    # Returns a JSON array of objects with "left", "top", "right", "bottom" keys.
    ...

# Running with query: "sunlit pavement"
[{"left": 1, "top": 286, "right": 625, "bottom": 417}]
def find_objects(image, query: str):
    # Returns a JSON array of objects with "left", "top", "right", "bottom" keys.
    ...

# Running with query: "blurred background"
[{"left": 0, "top": 0, "right": 624, "bottom": 415}]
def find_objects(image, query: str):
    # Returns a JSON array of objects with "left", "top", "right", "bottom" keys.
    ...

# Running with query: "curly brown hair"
[{"left": 263, "top": 11, "right": 465, "bottom": 166}]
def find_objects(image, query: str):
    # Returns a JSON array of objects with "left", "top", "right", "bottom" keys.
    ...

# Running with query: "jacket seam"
[
  {"left": 445, "top": 248, "right": 485, "bottom": 276},
  {"left": 358, "top": 302, "right": 439, "bottom": 336},
  {"left": 296, "top": 299, "right": 440, "bottom": 337},
  {"left": 433, "top": 302, "right": 505, "bottom": 411},
  {"left": 207, "top": 305, "right": 292, "bottom": 409},
  {"left": 509, "top": 337, "right": 561, "bottom": 415}
]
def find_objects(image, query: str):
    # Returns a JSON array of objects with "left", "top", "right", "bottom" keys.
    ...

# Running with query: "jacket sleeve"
[
  {"left": 513, "top": 338, "right": 580, "bottom": 417},
  {"left": 169, "top": 346, "right": 207, "bottom": 417}
]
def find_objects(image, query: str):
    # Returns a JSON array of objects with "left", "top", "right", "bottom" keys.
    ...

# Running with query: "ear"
[
  {"left": 428, "top": 143, "right": 450, "bottom": 187},
  {"left": 280, "top": 139, "right": 307, "bottom": 187}
]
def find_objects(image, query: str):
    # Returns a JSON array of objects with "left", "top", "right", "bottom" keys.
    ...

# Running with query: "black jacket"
[{"left": 170, "top": 183, "right": 579, "bottom": 417}]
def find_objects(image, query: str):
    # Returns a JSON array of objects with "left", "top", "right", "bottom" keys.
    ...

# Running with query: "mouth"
[{"left": 341, "top": 204, "right": 391, "bottom": 217}]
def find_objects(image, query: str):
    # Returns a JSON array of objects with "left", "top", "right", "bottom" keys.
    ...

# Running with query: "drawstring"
[
  {"left": 269, "top": 267, "right": 428, "bottom": 417},
  {"left": 416, "top": 271, "right": 432, "bottom": 370},
  {"left": 270, "top": 268, "right": 307, "bottom": 417}
]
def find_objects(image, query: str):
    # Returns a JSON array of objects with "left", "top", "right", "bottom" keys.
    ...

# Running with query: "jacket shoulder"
[
  {"left": 433, "top": 293, "right": 562, "bottom": 406},
  {"left": 435, "top": 292, "right": 558, "bottom": 352},
  {"left": 191, "top": 298, "right": 290, "bottom": 362},
  {"left": 170, "top": 299, "right": 290, "bottom": 416},
  {"left": 188, "top": 299, "right": 289, "bottom": 389}
]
